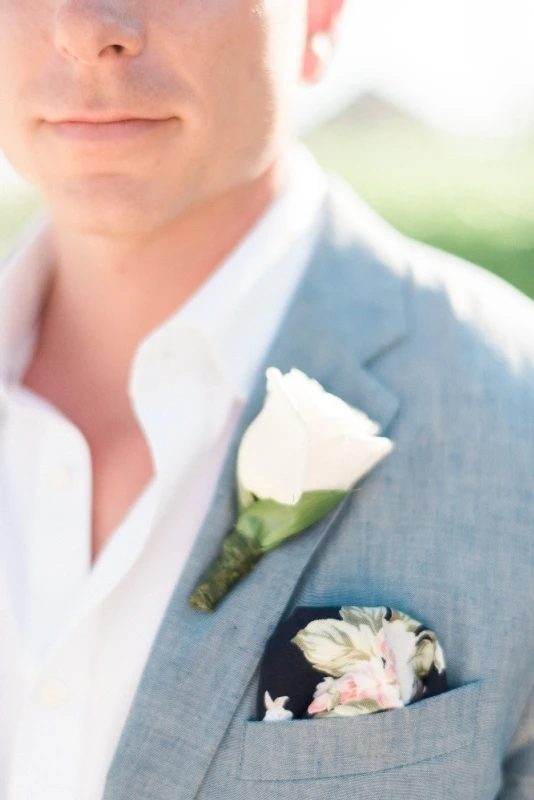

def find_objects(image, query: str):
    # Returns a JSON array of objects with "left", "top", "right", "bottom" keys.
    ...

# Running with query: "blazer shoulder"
[
  {"left": 327, "top": 176, "right": 534, "bottom": 412},
  {"left": 328, "top": 175, "right": 534, "bottom": 374},
  {"left": 390, "top": 238, "right": 534, "bottom": 444},
  {"left": 401, "top": 235, "right": 534, "bottom": 375}
]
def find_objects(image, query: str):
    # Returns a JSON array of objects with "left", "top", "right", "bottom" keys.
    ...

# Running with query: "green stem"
[{"left": 188, "top": 529, "right": 263, "bottom": 612}]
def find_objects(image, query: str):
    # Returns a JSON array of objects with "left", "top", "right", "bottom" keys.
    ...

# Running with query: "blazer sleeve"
[{"left": 497, "top": 685, "right": 534, "bottom": 799}]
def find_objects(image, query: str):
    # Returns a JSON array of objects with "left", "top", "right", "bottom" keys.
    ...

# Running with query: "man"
[{"left": 0, "top": 0, "right": 532, "bottom": 798}]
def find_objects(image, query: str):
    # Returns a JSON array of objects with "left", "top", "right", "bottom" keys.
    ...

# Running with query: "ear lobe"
[
  {"left": 301, "top": 32, "right": 333, "bottom": 84},
  {"left": 302, "top": 0, "right": 344, "bottom": 84},
  {"left": 307, "top": 0, "right": 344, "bottom": 37}
]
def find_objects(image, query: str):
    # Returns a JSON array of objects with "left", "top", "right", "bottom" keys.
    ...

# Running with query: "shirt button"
[
  {"left": 36, "top": 677, "right": 70, "bottom": 708},
  {"left": 45, "top": 463, "right": 72, "bottom": 490}
]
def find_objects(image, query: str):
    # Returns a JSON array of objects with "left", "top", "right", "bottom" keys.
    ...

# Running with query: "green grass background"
[
  {"left": 1, "top": 121, "right": 532, "bottom": 298},
  {"left": 305, "top": 123, "right": 533, "bottom": 298}
]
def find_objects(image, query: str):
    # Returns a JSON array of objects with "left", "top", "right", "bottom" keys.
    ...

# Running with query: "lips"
[
  {"left": 46, "top": 117, "right": 175, "bottom": 142},
  {"left": 48, "top": 110, "right": 170, "bottom": 123}
]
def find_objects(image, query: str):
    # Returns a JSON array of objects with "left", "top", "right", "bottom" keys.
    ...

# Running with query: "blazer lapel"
[{"left": 103, "top": 180, "right": 408, "bottom": 800}]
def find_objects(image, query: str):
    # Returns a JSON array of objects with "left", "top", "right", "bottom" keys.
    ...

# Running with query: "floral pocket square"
[{"left": 258, "top": 606, "right": 447, "bottom": 721}]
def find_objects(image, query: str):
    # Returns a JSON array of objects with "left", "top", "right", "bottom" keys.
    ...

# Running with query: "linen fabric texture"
[
  {"left": 1, "top": 155, "right": 532, "bottom": 798},
  {"left": 0, "top": 146, "right": 327, "bottom": 800},
  {"left": 102, "top": 175, "right": 534, "bottom": 800}
]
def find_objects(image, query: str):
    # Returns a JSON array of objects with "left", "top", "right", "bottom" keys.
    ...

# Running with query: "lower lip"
[{"left": 48, "top": 118, "right": 174, "bottom": 141}]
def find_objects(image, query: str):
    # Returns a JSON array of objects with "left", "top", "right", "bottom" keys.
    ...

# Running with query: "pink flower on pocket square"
[{"left": 257, "top": 606, "right": 447, "bottom": 721}]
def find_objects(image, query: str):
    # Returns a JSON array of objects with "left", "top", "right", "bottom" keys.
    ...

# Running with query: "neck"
[{"left": 32, "top": 157, "right": 285, "bottom": 400}]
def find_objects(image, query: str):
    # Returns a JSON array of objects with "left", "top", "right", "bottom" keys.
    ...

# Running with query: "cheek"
[
  {"left": 0, "top": 0, "right": 47, "bottom": 77},
  {"left": 0, "top": 0, "right": 305, "bottom": 197},
  {"left": 0, "top": 30, "right": 30, "bottom": 176},
  {"left": 0, "top": 6, "right": 26, "bottom": 104},
  {"left": 0, "top": 2, "right": 48, "bottom": 141},
  {"left": 181, "top": 2, "right": 304, "bottom": 137}
]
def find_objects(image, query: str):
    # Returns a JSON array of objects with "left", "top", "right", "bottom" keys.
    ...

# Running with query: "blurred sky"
[{"left": 1, "top": 0, "right": 533, "bottom": 192}]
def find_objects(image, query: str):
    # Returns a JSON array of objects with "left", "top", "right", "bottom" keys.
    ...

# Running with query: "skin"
[{"left": 0, "top": 0, "right": 344, "bottom": 560}]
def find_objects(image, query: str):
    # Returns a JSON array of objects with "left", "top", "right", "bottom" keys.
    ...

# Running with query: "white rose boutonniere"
[{"left": 189, "top": 368, "right": 394, "bottom": 612}]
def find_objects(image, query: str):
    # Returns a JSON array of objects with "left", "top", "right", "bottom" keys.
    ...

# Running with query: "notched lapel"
[{"left": 103, "top": 183, "right": 409, "bottom": 800}]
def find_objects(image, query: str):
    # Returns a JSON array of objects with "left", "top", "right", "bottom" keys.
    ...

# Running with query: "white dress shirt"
[{"left": 0, "top": 145, "right": 327, "bottom": 800}]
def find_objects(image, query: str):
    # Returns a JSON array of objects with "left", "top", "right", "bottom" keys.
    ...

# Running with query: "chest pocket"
[{"left": 239, "top": 681, "right": 482, "bottom": 781}]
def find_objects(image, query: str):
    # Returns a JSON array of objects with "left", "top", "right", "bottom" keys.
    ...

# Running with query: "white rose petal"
[
  {"left": 304, "top": 433, "right": 394, "bottom": 493},
  {"left": 236, "top": 368, "right": 309, "bottom": 505},
  {"left": 282, "top": 369, "right": 380, "bottom": 436},
  {"left": 237, "top": 368, "right": 393, "bottom": 506}
]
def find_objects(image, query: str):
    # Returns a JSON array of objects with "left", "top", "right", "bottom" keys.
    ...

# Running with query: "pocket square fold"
[{"left": 257, "top": 606, "right": 447, "bottom": 721}]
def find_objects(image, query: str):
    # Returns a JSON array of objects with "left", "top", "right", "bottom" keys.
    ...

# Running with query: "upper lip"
[{"left": 48, "top": 112, "right": 170, "bottom": 123}]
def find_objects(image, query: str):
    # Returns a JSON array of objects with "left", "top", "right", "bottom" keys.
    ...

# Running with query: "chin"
[
  {"left": 60, "top": 208, "right": 164, "bottom": 238},
  {"left": 46, "top": 174, "right": 188, "bottom": 237}
]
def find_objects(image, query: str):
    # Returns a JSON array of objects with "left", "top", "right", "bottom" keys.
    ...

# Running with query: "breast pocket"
[{"left": 239, "top": 681, "right": 482, "bottom": 781}]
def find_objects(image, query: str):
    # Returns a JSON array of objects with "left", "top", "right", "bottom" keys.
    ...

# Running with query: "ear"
[{"left": 301, "top": 0, "right": 345, "bottom": 84}]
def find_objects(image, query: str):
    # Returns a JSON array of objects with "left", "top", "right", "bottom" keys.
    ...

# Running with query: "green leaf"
[
  {"left": 340, "top": 698, "right": 384, "bottom": 714},
  {"left": 189, "top": 529, "right": 262, "bottom": 612},
  {"left": 410, "top": 632, "right": 439, "bottom": 678},
  {"left": 291, "top": 618, "right": 373, "bottom": 676},
  {"left": 315, "top": 699, "right": 385, "bottom": 717},
  {"left": 340, "top": 606, "right": 387, "bottom": 636},
  {"left": 235, "top": 489, "right": 349, "bottom": 552},
  {"left": 237, "top": 482, "right": 256, "bottom": 514}
]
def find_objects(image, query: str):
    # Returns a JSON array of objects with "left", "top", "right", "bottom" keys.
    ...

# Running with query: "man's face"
[{"left": 0, "top": 0, "right": 312, "bottom": 235}]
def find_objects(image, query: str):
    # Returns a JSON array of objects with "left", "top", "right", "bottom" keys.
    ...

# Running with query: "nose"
[{"left": 54, "top": 0, "right": 145, "bottom": 64}]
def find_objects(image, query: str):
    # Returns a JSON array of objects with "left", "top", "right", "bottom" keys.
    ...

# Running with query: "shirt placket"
[
  {"left": 7, "top": 408, "right": 94, "bottom": 800},
  {"left": 23, "top": 415, "right": 92, "bottom": 667},
  {"left": 8, "top": 622, "right": 98, "bottom": 800}
]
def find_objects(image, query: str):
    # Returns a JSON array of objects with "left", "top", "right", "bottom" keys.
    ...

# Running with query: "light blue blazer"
[{"left": 102, "top": 176, "right": 534, "bottom": 799}]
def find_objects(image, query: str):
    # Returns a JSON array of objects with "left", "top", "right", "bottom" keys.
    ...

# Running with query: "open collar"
[
  {"left": 0, "top": 147, "right": 327, "bottom": 415},
  {"left": 0, "top": 213, "right": 54, "bottom": 388}
]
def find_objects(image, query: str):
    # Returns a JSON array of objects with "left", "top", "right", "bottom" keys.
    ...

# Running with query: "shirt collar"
[
  {"left": 0, "top": 212, "right": 55, "bottom": 388},
  {"left": 130, "top": 143, "right": 327, "bottom": 404},
  {"left": 0, "top": 143, "right": 327, "bottom": 406}
]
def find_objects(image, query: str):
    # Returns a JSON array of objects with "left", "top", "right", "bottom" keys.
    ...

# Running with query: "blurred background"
[{"left": 1, "top": 0, "right": 532, "bottom": 297}]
